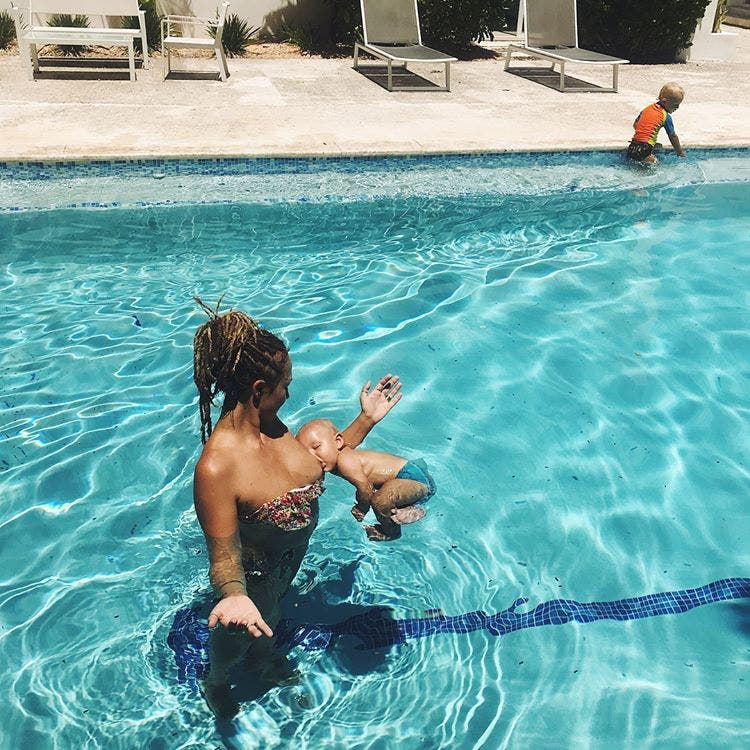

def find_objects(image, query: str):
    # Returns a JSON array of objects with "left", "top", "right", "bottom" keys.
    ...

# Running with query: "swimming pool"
[{"left": 1, "top": 150, "right": 749, "bottom": 749}]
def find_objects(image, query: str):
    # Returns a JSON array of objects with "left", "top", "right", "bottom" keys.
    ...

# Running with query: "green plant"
[
  {"left": 713, "top": 0, "right": 727, "bottom": 34},
  {"left": 0, "top": 9, "right": 16, "bottom": 50},
  {"left": 47, "top": 13, "right": 90, "bottom": 56},
  {"left": 418, "top": 0, "right": 513, "bottom": 50},
  {"left": 210, "top": 13, "right": 259, "bottom": 57},
  {"left": 122, "top": 0, "right": 161, "bottom": 54},
  {"left": 577, "top": 0, "right": 712, "bottom": 63},
  {"left": 327, "top": 0, "right": 360, "bottom": 48},
  {"left": 282, "top": 23, "right": 318, "bottom": 54}
]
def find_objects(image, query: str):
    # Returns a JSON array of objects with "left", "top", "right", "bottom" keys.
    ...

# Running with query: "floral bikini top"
[{"left": 239, "top": 479, "right": 325, "bottom": 532}]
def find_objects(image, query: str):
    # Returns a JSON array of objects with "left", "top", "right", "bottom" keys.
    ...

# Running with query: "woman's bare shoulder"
[{"left": 194, "top": 430, "right": 249, "bottom": 484}]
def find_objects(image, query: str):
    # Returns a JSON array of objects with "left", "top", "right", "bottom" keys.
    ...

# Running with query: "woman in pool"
[{"left": 191, "top": 297, "right": 401, "bottom": 717}]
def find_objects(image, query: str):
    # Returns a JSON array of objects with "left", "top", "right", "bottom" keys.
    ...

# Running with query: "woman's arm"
[
  {"left": 194, "top": 455, "right": 273, "bottom": 637},
  {"left": 341, "top": 374, "right": 402, "bottom": 448}
]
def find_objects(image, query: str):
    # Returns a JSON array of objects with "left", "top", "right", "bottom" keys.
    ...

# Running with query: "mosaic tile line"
[
  {"left": 167, "top": 576, "right": 750, "bottom": 690},
  {"left": 1, "top": 147, "right": 745, "bottom": 181}
]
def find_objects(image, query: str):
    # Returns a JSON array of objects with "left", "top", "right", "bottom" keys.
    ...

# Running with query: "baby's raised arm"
[{"left": 340, "top": 375, "right": 402, "bottom": 448}]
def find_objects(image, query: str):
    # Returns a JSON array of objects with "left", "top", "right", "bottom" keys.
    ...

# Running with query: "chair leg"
[
  {"left": 353, "top": 43, "right": 360, "bottom": 70},
  {"left": 387, "top": 59, "right": 392, "bottom": 91},
  {"left": 559, "top": 61, "right": 565, "bottom": 92},
  {"left": 504, "top": 46, "right": 512, "bottom": 71},
  {"left": 164, "top": 47, "right": 170, "bottom": 80},
  {"left": 445, "top": 61, "right": 451, "bottom": 92},
  {"left": 217, "top": 47, "right": 229, "bottom": 81},
  {"left": 30, "top": 43, "right": 39, "bottom": 78},
  {"left": 128, "top": 41, "right": 136, "bottom": 81},
  {"left": 613, "top": 64, "right": 619, "bottom": 93}
]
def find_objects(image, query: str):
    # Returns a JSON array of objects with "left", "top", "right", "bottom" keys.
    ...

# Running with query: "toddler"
[{"left": 627, "top": 82, "right": 686, "bottom": 163}]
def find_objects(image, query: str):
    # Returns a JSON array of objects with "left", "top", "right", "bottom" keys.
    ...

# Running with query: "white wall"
[
  {"left": 157, "top": 1, "right": 328, "bottom": 36},
  {"left": 1, "top": 1, "right": 330, "bottom": 37}
]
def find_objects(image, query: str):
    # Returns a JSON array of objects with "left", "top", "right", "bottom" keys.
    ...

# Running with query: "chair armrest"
[{"left": 163, "top": 14, "right": 219, "bottom": 26}]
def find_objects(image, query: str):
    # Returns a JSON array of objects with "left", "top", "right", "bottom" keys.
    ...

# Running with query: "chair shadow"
[
  {"left": 505, "top": 66, "right": 613, "bottom": 92},
  {"left": 355, "top": 64, "right": 445, "bottom": 91},
  {"left": 33, "top": 57, "right": 142, "bottom": 81},
  {"left": 164, "top": 70, "right": 226, "bottom": 81}
]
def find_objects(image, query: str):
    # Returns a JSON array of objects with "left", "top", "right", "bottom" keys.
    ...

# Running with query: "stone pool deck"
[{"left": 0, "top": 27, "right": 748, "bottom": 161}]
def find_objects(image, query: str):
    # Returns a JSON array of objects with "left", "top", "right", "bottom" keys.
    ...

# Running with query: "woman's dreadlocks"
[{"left": 192, "top": 296, "right": 288, "bottom": 444}]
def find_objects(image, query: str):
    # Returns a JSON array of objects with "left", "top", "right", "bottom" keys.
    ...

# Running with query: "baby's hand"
[
  {"left": 360, "top": 374, "right": 402, "bottom": 422},
  {"left": 351, "top": 504, "right": 367, "bottom": 522}
]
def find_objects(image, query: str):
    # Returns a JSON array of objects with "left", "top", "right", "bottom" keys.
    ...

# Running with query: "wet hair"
[{"left": 193, "top": 296, "right": 288, "bottom": 443}]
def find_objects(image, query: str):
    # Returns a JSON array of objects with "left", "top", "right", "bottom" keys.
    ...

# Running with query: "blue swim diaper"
[{"left": 395, "top": 458, "right": 436, "bottom": 504}]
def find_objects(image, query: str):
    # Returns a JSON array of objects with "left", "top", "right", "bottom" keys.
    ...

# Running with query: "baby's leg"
[
  {"left": 364, "top": 479, "right": 427, "bottom": 541},
  {"left": 387, "top": 478, "right": 429, "bottom": 525}
]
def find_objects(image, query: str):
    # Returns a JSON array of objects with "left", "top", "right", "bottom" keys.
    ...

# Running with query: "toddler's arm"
[{"left": 668, "top": 131, "right": 686, "bottom": 157}]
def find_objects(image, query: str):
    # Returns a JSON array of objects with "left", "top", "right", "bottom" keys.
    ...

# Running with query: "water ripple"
[{"left": 0, "top": 167, "right": 748, "bottom": 748}]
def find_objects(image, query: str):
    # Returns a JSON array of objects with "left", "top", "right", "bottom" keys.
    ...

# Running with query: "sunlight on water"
[{"left": 0, "top": 152, "right": 749, "bottom": 749}]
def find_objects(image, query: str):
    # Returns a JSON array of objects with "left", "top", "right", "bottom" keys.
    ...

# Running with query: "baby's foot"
[
  {"left": 391, "top": 506, "right": 425, "bottom": 525},
  {"left": 351, "top": 505, "right": 366, "bottom": 522},
  {"left": 364, "top": 524, "right": 400, "bottom": 542}
]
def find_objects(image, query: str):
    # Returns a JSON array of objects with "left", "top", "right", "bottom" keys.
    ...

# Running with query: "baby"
[
  {"left": 296, "top": 419, "right": 436, "bottom": 542},
  {"left": 627, "top": 82, "right": 686, "bottom": 164}
]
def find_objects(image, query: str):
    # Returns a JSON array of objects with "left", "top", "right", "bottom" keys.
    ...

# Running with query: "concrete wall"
[{"left": 1, "top": 1, "right": 331, "bottom": 38}]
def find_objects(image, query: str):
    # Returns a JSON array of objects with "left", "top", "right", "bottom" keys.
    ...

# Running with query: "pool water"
[{"left": 1, "top": 151, "right": 749, "bottom": 749}]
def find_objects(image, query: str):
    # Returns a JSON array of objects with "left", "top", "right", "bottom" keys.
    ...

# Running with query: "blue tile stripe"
[
  {"left": 167, "top": 576, "right": 750, "bottom": 689},
  {"left": 0, "top": 147, "right": 745, "bottom": 181}
]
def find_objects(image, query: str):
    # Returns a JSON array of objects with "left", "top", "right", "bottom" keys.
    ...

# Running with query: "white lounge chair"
[
  {"left": 504, "top": 0, "right": 628, "bottom": 92},
  {"left": 161, "top": 1, "right": 230, "bottom": 81},
  {"left": 353, "top": 0, "right": 457, "bottom": 92},
  {"left": 10, "top": 0, "right": 149, "bottom": 82}
]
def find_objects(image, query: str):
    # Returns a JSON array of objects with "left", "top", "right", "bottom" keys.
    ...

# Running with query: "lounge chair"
[
  {"left": 504, "top": 0, "right": 628, "bottom": 92},
  {"left": 161, "top": 1, "right": 230, "bottom": 81},
  {"left": 353, "top": 0, "right": 457, "bottom": 92}
]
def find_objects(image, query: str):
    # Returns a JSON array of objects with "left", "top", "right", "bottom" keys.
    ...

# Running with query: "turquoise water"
[{"left": 1, "top": 152, "right": 749, "bottom": 749}]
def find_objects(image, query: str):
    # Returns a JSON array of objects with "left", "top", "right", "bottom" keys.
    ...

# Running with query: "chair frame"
[
  {"left": 504, "top": 0, "right": 628, "bottom": 93},
  {"left": 353, "top": 0, "right": 457, "bottom": 92},
  {"left": 10, "top": 0, "right": 149, "bottom": 82},
  {"left": 161, "top": 1, "right": 230, "bottom": 81}
]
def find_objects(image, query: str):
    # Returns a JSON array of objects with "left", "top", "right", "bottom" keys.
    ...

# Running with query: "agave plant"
[
  {"left": 713, "top": 0, "right": 727, "bottom": 34},
  {"left": 47, "top": 13, "right": 90, "bottom": 56},
  {"left": 209, "top": 13, "right": 259, "bottom": 58},
  {"left": 0, "top": 9, "right": 16, "bottom": 50},
  {"left": 121, "top": 0, "right": 162, "bottom": 54}
]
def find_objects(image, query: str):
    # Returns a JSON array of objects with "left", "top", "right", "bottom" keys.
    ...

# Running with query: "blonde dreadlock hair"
[{"left": 193, "top": 296, "right": 288, "bottom": 444}]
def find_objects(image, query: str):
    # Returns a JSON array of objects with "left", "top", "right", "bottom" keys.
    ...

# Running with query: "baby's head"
[
  {"left": 296, "top": 419, "right": 344, "bottom": 472},
  {"left": 658, "top": 82, "right": 684, "bottom": 114}
]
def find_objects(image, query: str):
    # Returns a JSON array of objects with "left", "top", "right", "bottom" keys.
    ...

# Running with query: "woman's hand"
[
  {"left": 360, "top": 374, "right": 402, "bottom": 423},
  {"left": 208, "top": 594, "right": 274, "bottom": 638}
]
